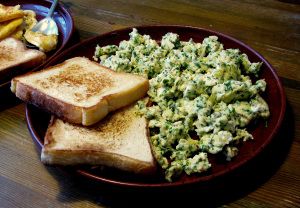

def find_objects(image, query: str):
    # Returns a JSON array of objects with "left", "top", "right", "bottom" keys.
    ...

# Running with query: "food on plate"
[
  {"left": 0, "top": 4, "right": 57, "bottom": 52},
  {"left": 0, "top": 4, "right": 24, "bottom": 22},
  {"left": 41, "top": 103, "right": 157, "bottom": 175},
  {"left": 10, "top": 26, "right": 23, "bottom": 39},
  {"left": 0, "top": 37, "right": 46, "bottom": 83},
  {"left": 11, "top": 57, "right": 149, "bottom": 126},
  {"left": 22, "top": 8, "right": 58, "bottom": 52},
  {"left": 23, "top": 10, "right": 37, "bottom": 29},
  {"left": 0, "top": 7, "right": 38, "bottom": 40},
  {"left": 94, "top": 28, "right": 270, "bottom": 181},
  {"left": 0, "top": 4, "right": 27, "bottom": 41},
  {"left": 0, "top": 18, "right": 23, "bottom": 40},
  {"left": 24, "top": 30, "right": 58, "bottom": 52}
]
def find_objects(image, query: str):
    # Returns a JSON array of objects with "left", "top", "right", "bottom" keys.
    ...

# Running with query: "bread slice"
[
  {"left": 11, "top": 57, "right": 149, "bottom": 126},
  {"left": 0, "top": 37, "right": 46, "bottom": 83},
  {"left": 41, "top": 104, "right": 157, "bottom": 175}
]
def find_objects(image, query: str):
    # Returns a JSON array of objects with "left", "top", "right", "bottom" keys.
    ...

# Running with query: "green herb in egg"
[{"left": 94, "top": 28, "right": 270, "bottom": 182}]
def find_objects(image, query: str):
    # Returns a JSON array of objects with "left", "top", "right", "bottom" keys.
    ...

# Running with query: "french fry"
[
  {"left": 0, "top": 18, "right": 23, "bottom": 40},
  {"left": 11, "top": 26, "right": 24, "bottom": 39},
  {"left": 0, "top": 4, "right": 24, "bottom": 22}
]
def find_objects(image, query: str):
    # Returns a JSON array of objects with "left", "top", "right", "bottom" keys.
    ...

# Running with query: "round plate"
[
  {"left": 25, "top": 25, "right": 286, "bottom": 188},
  {"left": 0, "top": 0, "right": 74, "bottom": 87}
]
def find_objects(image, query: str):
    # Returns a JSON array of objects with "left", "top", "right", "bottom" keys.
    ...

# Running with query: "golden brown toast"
[
  {"left": 0, "top": 37, "right": 46, "bottom": 83},
  {"left": 41, "top": 104, "right": 157, "bottom": 175},
  {"left": 11, "top": 57, "right": 149, "bottom": 126}
]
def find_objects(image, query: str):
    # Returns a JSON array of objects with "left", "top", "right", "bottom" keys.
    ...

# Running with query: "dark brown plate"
[
  {"left": 25, "top": 25, "right": 286, "bottom": 188},
  {"left": 0, "top": 0, "right": 74, "bottom": 87}
]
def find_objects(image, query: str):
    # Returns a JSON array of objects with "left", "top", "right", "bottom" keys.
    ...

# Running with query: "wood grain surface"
[{"left": 0, "top": 0, "right": 299, "bottom": 207}]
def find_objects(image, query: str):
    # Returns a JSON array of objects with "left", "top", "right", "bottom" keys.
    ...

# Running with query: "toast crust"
[
  {"left": 11, "top": 57, "right": 149, "bottom": 126},
  {"left": 41, "top": 105, "right": 157, "bottom": 175},
  {"left": 41, "top": 149, "right": 156, "bottom": 174},
  {"left": 15, "top": 82, "right": 82, "bottom": 123},
  {"left": 82, "top": 79, "right": 149, "bottom": 125},
  {"left": 0, "top": 37, "right": 46, "bottom": 83}
]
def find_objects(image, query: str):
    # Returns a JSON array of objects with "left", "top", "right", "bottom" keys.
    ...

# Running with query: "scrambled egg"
[{"left": 94, "top": 28, "right": 270, "bottom": 181}]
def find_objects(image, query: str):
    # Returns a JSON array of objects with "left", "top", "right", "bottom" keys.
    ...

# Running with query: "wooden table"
[{"left": 1, "top": 0, "right": 299, "bottom": 207}]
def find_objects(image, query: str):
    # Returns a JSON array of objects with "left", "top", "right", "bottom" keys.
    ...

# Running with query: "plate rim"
[
  {"left": 0, "top": 0, "right": 75, "bottom": 88},
  {"left": 25, "top": 24, "right": 286, "bottom": 188}
]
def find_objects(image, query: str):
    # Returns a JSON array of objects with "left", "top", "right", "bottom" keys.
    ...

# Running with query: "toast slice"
[
  {"left": 0, "top": 37, "right": 46, "bottom": 83},
  {"left": 41, "top": 104, "right": 157, "bottom": 175},
  {"left": 11, "top": 57, "right": 149, "bottom": 126}
]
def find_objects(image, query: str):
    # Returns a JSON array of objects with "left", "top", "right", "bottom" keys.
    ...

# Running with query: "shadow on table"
[
  {"left": 0, "top": 85, "right": 22, "bottom": 111},
  {"left": 46, "top": 102, "right": 294, "bottom": 208}
]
